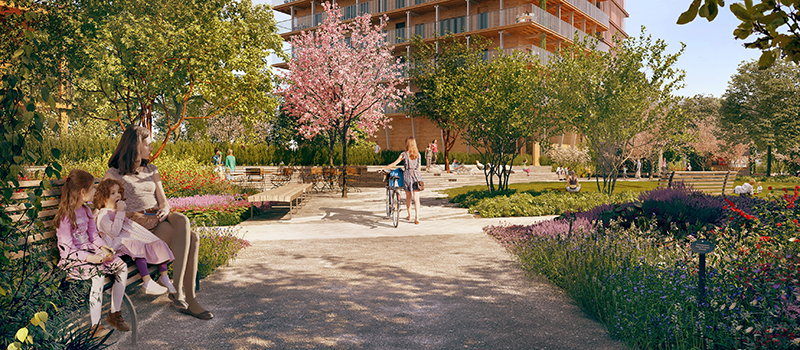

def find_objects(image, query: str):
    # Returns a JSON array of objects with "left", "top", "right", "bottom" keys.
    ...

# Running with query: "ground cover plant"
[
  {"left": 196, "top": 226, "right": 252, "bottom": 279},
  {"left": 485, "top": 186, "right": 800, "bottom": 349}
]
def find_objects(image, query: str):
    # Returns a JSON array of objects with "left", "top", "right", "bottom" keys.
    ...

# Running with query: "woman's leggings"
[
  {"left": 134, "top": 258, "right": 169, "bottom": 278},
  {"left": 152, "top": 213, "right": 199, "bottom": 302}
]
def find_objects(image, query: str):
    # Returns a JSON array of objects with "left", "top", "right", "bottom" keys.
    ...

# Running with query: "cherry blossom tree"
[{"left": 280, "top": 3, "right": 408, "bottom": 197}]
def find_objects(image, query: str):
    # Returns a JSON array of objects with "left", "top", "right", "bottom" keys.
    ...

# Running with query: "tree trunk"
[
  {"left": 341, "top": 132, "right": 348, "bottom": 198},
  {"left": 767, "top": 145, "right": 772, "bottom": 177}
]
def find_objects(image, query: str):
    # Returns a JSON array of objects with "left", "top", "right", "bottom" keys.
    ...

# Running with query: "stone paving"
[{"left": 106, "top": 169, "right": 628, "bottom": 350}]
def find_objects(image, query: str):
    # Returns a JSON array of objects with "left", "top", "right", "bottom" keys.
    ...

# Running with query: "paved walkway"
[{"left": 107, "top": 175, "right": 628, "bottom": 350}]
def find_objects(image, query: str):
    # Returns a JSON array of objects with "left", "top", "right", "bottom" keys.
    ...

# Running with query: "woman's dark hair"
[
  {"left": 214, "top": 147, "right": 220, "bottom": 153},
  {"left": 108, "top": 125, "right": 150, "bottom": 175}
]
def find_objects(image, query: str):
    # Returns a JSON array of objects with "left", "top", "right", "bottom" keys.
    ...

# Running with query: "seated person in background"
[
  {"left": 451, "top": 159, "right": 462, "bottom": 171},
  {"left": 733, "top": 179, "right": 756, "bottom": 195},
  {"left": 566, "top": 171, "right": 581, "bottom": 193}
]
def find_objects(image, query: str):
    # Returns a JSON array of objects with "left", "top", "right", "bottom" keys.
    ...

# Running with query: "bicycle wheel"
[
  {"left": 392, "top": 189, "right": 400, "bottom": 227},
  {"left": 385, "top": 187, "right": 392, "bottom": 219}
]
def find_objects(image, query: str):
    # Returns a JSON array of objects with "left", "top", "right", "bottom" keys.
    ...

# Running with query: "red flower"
[
  {"left": 769, "top": 186, "right": 774, "bottom": 190},
  {"left": 777, "top": 223, "right": 782, "bottom": 227},
  {"left": 794, "top": 219, "right": 798, "bottom": 225}
]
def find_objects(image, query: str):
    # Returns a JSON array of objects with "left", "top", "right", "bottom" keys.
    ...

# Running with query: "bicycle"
[{"left": 380, "top": 168, "right": 403, "bottom": 227}]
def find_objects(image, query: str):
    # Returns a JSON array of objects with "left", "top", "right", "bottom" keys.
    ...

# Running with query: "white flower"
[
  {"left": 735, "top": 325, "right": 742, "bottom": 331},
  {"left": 750, "top": 299, "right": 757, "bottom": 306},
  {"left": 792, "top": 338, "right": 800, "bottom": 345},
  {"left": 729, "top": 302, "right": 737, "bottom": 310},
  {"left": 745, "top": 327, "right": 753, "bottom": 333},
  {"left": 790, "top": 237, "right": 798, "bottom": 242}
]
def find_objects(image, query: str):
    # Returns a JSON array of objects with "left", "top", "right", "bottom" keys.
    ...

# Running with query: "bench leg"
[{"left": 123, "top": 292, "right": 138, "bottom": 345}]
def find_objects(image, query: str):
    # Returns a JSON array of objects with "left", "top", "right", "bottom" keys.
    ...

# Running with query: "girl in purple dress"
[{"left": 93, "top": 178, "right": 176, "bottom": 295}]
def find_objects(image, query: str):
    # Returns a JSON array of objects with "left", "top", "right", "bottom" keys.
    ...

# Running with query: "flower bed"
[
  {"left": 453, "top": 189, "right": 638, "bottom": 218},
  {"left": 169, "top": 194, "right": 270, "bottom": 226},
  {"left": 485, "top": 186, "right": 800, "bottom": 349}
]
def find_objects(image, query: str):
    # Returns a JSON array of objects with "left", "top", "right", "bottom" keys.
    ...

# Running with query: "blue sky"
[
  {"left": 626, "top": 1, "right": 760, "bottom": 98},
  {"left": 262, "top": 1, "right": 761, "bottom": 98}
]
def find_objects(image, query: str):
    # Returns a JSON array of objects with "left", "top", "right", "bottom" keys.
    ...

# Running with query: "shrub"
[
  {"left": 469, "top": 190, "right": 637, "bottom": 218},
  {"left": 196, "top": 226, "right": 251, "bottom": 279}
]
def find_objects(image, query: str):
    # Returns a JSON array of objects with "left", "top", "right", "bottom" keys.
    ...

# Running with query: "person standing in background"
[
  {"left": 212, "top": 148, "right": 224, "bottom": 180},
  {"left": 430, "top": 140, "right": 438, "bottom": 167},
  {"left": 425, "top": 143, "right": 433, "bottom": 172},
  {"left": 225, "top": 149, "right": 236, "bottom": 181},
  {"left": 635, "top": 159, "right": 642, "bottom": 180}
]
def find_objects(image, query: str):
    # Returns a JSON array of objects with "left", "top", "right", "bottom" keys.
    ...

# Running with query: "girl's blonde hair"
[
  {"left": 405, "top": 137, "right": 420, "bottom": 160},
  {"left": 93, "top": 178, "right": 125, "bottom": 211},
  {"left": 54, "top": 169, "right": 95, "bottom": 229}
]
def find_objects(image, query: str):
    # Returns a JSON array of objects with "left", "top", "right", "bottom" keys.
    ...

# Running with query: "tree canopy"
[
  {"left": 406, "top": 35, "right": 490, "bottom": 173},
  {"left": 280, "top": 3, "right": 408, "bottom": 197},
  {"left": 460, "top": 51, "right": 556, "bottom": 192},
  {"left": 720, "top": 59, "right": 800, "bottom": 175},
  {"left": 678, "top": 0, "right": 800, "bottom": 68},
  {"left": 551, "top": 30, "right": 688, "bottom": 195},
  {"left": 61, "top": 0, "right": 285, "bottom": 158}
]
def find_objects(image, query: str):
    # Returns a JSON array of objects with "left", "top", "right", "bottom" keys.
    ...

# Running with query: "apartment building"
[{"left": 272, "top": 0, "right": 627, "bottom": 164}]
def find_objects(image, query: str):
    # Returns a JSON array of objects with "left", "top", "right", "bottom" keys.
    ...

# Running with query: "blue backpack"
[{"left": 389, "top": 168, "right": 404, "bottom": 188}]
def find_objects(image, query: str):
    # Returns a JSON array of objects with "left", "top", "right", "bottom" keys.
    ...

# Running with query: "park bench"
[
  {"left": 4, "top": 178, "right": 159, "bottom": 345},
  {"left": 657, "top": 170, "right": 734, "bottom": 196},
  {"left": 248, "top": 182, "right": 313, "bottom": 219}
]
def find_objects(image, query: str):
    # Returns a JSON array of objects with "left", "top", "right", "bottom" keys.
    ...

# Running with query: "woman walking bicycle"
[{"left": 382, "top": 137, "right": 424, "bottom": 224}]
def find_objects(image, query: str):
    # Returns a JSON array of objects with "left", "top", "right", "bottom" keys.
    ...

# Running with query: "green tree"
[
  {"left": 406, "top": 35, "right": 490, "bottom": 173},
  {"left": 1, "top": 7, "right": 101, "bottom": 348},
  {"left": 62, "top": 0, "right": 285, "bottom": 158},
  {"left": 720, "top": 59, "right": 800, "bottom": 176},
  {"left": 678, "top": 0, "right": 800, "bottom": 68},
  {"left": 460, "top": 52, "right": 556, "bottom": 192},
  {"left": 551, "top": 30, "right": 688, "bottom": 195}
]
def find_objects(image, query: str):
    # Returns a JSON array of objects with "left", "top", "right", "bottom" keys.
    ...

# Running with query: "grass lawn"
[{"left": 440, "top": 179, "right": 800, "bottom": 200}]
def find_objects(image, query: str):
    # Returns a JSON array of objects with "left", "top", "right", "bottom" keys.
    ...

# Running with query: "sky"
[
  {"left": 260, "top": 0, "right": 761, "bottom": 98},
  {"left": 623, "top": 1, "right": 760, "bottom": 98}
]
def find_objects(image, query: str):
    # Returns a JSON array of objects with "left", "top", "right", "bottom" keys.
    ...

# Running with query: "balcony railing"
[
  {"left": 561, "top": 0, "right": 609, "bottom": 28},
  {"left": 485, "top": 44, "right": 554, "bottom": 65},
  {"left": 278, "top": 3, "right": 608, "bottom": 51}
]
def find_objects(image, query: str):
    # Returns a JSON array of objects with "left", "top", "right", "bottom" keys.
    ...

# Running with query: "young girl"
[
  {"left": 55, "top": 169, "right": 129, "bottom": 338},
  {"left": 93, "top": 178, "right": 176, "bottom": 295}
]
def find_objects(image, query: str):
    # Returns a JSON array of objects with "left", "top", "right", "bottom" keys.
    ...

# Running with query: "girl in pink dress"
[
  {"left": 55, "top": 170, "right": 129, "bottom": 338},
  {"left": 93, "top": 178, "right": 176, "bottom": 295}
]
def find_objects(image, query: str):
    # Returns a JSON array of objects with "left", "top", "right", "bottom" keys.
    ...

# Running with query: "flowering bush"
[
  {"left": 169, "top": 194, "right": 271, "bottom": 226},
  {"left": 485, "top": 185, "right": 800, "bottom": 349},
  {"left": 196, "top": 226, "right": 252, "bottom": 279}
]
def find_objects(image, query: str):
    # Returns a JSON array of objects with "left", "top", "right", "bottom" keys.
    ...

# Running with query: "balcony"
[
  {"left": 561, "top": 0, "right": 609, "bottom": 29},
  {"left": 280, "top": 3, "right": 607, "bottom": 52},
  {"left": 485, "top": 44, "right": 554, "bottom": 65}
]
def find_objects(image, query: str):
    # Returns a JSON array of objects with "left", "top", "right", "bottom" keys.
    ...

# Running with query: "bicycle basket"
[{"left": 389, "top": 168, "right": 404, "bottom": 188}]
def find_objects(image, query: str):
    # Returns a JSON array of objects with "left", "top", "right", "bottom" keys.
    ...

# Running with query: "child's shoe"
[
  {"left": 91, "top": 323, "right": 111, "bottom": 338},
  {"left": 143, "top": 279, "right": 168, "bottom": 295},
  {"left": 106, "top": 311, "right": 130, "bottom": 332},
  {"left": 159, "top": 275, "right": 177, "bottom": 294}
]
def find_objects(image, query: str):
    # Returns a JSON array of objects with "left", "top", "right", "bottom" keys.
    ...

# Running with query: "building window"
[
  {"left": 359, "top": 2, "right": 370, "bottom": 15},
  {"left": 344, "top": 4, "right": 357, "bottom": 20},
  {"left": 314, "top": 13, "right": 323, "bottom": 26},
  {"left": 478, "top": 12, "right": 488, "bottom": 30},
  {"left": 395, "top": 22, "right": 406, "bottom": 43},
  {"left": 396, "top": 0, "right": 405, "bottom": 9},
  {"left": 439, "top": 16, "right": 466, "bottom": 35},
  {"left": 415, "top": 24, "right": 424, "bottom": 38}
]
